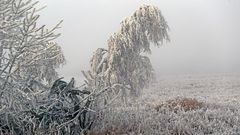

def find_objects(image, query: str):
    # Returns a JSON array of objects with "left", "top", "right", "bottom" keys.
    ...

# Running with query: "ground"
[
  {"left": 90, "top": 73, "right": 240, "bottom": 135},
  {"left": 142, "top": 73, "right": 240, "bottom": 107}
]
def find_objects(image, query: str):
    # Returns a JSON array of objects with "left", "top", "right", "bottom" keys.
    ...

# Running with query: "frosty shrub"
[
  {"left": 0, "top": 0, "right": 120, "bottom": 134},
  {"left": 83, "top": 5, "right": 170, "bottom": 105},
  {"left": 0, "top": 0, "right": 65, "bottom": 114},
  {"left": 0, "top": 78, "right": 107, "bottom": 135},
  {"left": 0, "top": 0, "right": 65, "bottom": 92},
  {"left": 0, "top": 0, "right": 74, "bottom": 134},
  {"left": 151, "top": 98, "right": 203, "bottom": 112}
]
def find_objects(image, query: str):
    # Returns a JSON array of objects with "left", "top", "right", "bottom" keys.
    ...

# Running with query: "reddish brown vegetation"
[{"left": 153, "top": 98, "right": 203, "bottom": 112}]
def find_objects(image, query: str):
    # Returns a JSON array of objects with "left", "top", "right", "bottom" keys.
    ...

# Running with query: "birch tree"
[{"left": 84, "top": 5, "right": 170, "bottom": 100}]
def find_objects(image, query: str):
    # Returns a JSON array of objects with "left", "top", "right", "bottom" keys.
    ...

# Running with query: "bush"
[{"left": 0, "top": 78, "right": 106, "bottom": 135}]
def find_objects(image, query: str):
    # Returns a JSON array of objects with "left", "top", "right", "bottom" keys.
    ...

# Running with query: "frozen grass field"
[
  {"left": 90, "top": 73, "right": 240, "bottom": 135},
  {"left": 1, "top": 0, "right": 240, "bottom": 134},
  {"left": 142, "top": 73, "right": 240, "bottom": 106}
]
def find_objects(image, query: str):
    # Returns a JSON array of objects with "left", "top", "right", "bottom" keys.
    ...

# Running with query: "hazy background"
[{"left": 38, "top": 0, "right": 240, "bottom": 81}]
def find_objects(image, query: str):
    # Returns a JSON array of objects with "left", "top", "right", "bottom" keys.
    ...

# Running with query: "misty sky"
[{"left": 38, "top": 0, "right": 240, "bottom": 81}]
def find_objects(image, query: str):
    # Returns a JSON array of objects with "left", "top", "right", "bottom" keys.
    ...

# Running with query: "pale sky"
[{"left": 38, "top": 0, "right": 240, "bottom": 81}]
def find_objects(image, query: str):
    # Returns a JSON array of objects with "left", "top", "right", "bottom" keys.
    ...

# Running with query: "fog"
[{"left": 38, "top": 0, "right": 240, "bottom": 80}]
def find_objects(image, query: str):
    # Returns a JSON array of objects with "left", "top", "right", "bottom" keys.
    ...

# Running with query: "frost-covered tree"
[
  {"left": 82, "top": 48, "right": 126, "bottom": 107},
  {"left": 16, "top": 41, "right": 65, "bottom": 86},
  {"left": 0, "top": 1, "right": 111, "bottom": 134},
  {"left": 0, "top": 0, "right": 65, "bottom": 125},
  {"left": 84, "top": 5, "right": 169, "bottom": 100},
  {"left": 0, "top": 0, "right": 65, "bottom": 94}
]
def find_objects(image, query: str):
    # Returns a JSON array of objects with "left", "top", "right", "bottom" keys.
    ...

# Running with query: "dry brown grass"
[{"left": 150, "top": 98, "right": 203, "bottom": 112}]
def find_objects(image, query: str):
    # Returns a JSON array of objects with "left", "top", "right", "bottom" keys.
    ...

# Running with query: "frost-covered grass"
[{"left": 89, "top": 73, "right": 240, "bottom": 135}]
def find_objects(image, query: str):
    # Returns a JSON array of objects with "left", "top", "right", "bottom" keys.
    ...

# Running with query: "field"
[{"left": 90, "top": 73, "right": 240, "bottom": 135}]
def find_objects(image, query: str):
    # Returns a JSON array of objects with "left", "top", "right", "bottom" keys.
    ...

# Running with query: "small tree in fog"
[
  {"left": 0, "top": 0, "right": 65, "bottom": 110},
  {"left": 84, "top": 5, "right": 170, "bottom": 101}
]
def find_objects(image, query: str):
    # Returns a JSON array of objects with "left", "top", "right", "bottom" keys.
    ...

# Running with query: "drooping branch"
[{"left": 84, "top": 5, "right": 170, "bottom": 99}]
